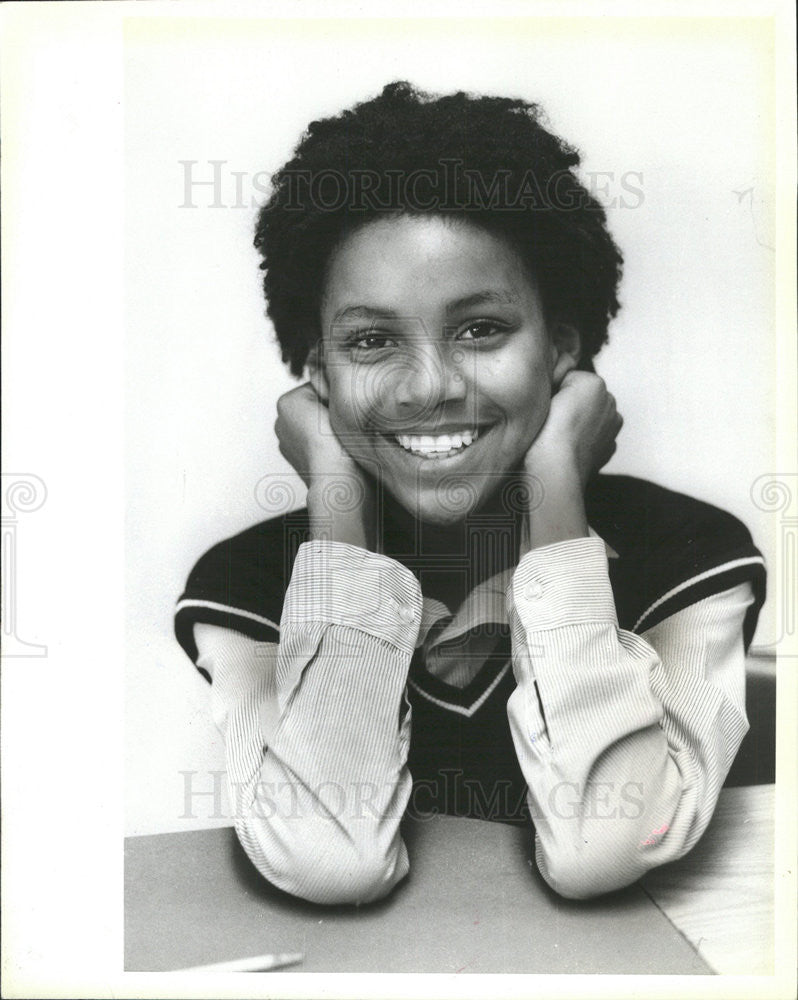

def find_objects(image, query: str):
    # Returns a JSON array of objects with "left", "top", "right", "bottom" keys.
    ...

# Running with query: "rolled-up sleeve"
[
  {"left": 506, "top": 536, "right": 752, "bottom": 899},
  {"left": 197, "top": 540, "right": 422, "bottom": 905}
]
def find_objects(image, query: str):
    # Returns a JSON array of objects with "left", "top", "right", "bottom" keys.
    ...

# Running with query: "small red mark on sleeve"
[{"left": 641, "top": 822, "right": 670, "bottom": 846}]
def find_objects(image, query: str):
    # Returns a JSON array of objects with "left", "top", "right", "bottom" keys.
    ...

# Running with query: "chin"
[
  {"left": 386, "top": 462, "right": 533, "bottom": 528},
  {"left": 391, "top": 486, "right": 488, "bottom": 527},
  {"left": 414, "top": 506, "right": 472, "bottom": 528}
]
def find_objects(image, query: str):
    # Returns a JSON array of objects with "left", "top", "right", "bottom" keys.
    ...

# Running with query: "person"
[{"left": 174, "top": 81, "right": 766, "bottom": 905}]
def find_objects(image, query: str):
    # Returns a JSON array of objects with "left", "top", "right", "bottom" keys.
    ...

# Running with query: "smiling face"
[{"left": 319, "top": 214, "right": 570, "bottom": 525}]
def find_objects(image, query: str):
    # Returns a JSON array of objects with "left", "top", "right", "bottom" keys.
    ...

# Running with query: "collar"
[{"left": 416, "top": 525, "right": 618, "bottom": 651}]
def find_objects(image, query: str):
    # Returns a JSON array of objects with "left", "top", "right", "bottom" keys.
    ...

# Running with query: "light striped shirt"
[{"left": 192, "top": 534, "right": 755, "bottom": 904}]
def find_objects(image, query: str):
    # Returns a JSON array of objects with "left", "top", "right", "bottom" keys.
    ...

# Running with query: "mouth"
[{"left": 393, "top": 428, "right": 481, "bottom": 460}]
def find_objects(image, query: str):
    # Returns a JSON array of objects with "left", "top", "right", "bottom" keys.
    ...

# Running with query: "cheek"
[
  {"left": 328, "top": 364, "right": 409, "bottom": 435},
  {"left": 325, "top": 369, "right": 365, "bottom": 432},
  {"left": 488, "top": 354, "right": 553, "bottom": 437},
  {"left": 325, "top": 377, "right": 392, "bottom": 465}
]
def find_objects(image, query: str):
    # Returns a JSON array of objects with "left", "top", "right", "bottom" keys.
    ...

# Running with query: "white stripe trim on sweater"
[
  {"left": 408, "top": 660, "right": 512, "bottom": 718},
  {"left": 175, "top": 598, "right": 281, "bottom": 633},
  {"left": 633, "top": 556, "right": 765, "bottom": 632}
]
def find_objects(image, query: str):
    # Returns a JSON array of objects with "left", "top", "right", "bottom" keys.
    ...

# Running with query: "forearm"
[
  {"left": 524, "top": 460, "right": 589, "bottom": 550},
  {"left": 250, "top": 624, "right": 413, "bottom": 904},
  {"left": 306, "top": 478, "right": 376, "bottom": 551},
  {"left": 506, "top": 539, "right": 752, "bottom": 898},
  {"left": 202, "top": 541, "right": 422, "bottom": 904}
]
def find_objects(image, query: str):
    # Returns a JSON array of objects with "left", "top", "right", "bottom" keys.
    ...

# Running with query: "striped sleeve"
[
  {"left": 196, "top": 540, "right": 422, "bottom": 905},
  {"left": 505, "top": 536, "right": 754, "bottom": 900}
]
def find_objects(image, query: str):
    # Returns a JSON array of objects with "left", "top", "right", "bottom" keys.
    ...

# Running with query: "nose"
[{"left": 391, "top": 340, "right": 467, "bottom": 419}]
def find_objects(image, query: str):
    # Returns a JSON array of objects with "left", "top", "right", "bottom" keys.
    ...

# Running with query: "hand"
[
  {"left": 524, "top": 370, "right": 623, "bottom": 491},
  {"left": 275, "top": 381, "right": 359, "bottom": 487},
  {"left": 274, "top": 378, "right": 375, "bottom": 549},
  {"left": 519, "top": 368, "right": 623, "bottom": 550}
]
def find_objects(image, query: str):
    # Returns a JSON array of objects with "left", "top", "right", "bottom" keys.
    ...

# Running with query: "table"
[
  {"left": 640, "top": 783, "right": 774, "bottom": 975},
  {"left": 125, "top": 784, "right": 773, "bottom": 975}
]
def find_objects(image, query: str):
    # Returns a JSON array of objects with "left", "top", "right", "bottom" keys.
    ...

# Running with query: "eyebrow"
[
  {"left": 332, "top": 290, "right": 519, "bottom": 325},
  {"left": 332, "top": 304, "right": 400, "bottom": 323},
  {"left": 444, "top": 290, "right": 519, "bottom": 315}
]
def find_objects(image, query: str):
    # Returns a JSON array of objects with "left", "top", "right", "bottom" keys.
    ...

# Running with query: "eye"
[
  {"left": 344, "top": 330, "right": 399, "bottom": 360},
  {"left": 353, "top": 332, "right": 396, "bottom": 350},
  {"left": 456, "top": 319, "right": 508, "bottom": 341}
]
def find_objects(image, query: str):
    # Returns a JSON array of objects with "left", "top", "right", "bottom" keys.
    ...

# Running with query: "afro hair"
[{"left": 255, "top": 81, "right": 623, "bottom": 376}]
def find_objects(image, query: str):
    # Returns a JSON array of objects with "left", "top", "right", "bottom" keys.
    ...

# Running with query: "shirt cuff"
[
  {"left": 509, "top": 536, "right": 617, "bottom": 632},
  {"left": 281, "top": 540, "right": 423, "bottom": 655}
]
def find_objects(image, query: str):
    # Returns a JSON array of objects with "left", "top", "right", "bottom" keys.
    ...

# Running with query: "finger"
[
  {"left": 308, "top": 370, "right": 329, "bottom": 403},
  {"left": 553, "top": 351, "right": 579, "bottom": 388},
  {"left": 277, "top": 382, "right": 309, "bottom": 414},
  {"left": 295, "top": 381, "right": 318, "bottom": 399},
  {"left": 557, "top": 369, "right": 582, "bottom": 391}
]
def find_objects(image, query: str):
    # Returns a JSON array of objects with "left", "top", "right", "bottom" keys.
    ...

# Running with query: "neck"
[{"left": 379, "top": 476, "right": 528, "bottom": 601}]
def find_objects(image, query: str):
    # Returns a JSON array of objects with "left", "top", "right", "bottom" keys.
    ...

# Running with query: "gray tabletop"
[{"left": 125, "top": 811, "right": 711, "bottom": 974}]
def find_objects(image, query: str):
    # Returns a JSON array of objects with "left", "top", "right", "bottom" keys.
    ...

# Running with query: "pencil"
[{"left": 175, "top": 951, "right": 304, "bottom": 973}]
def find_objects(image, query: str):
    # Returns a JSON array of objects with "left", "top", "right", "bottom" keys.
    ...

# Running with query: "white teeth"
[{"left": 395, "top": 429, "right": 481, "bottom": 457}]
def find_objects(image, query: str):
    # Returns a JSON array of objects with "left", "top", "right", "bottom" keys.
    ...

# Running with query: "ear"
[
  {"left": 306, "top": 342, "right": 329, "bottom": 404},
  {"left": 550, "top": 323, "right": 582, "bottom": 388}
]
